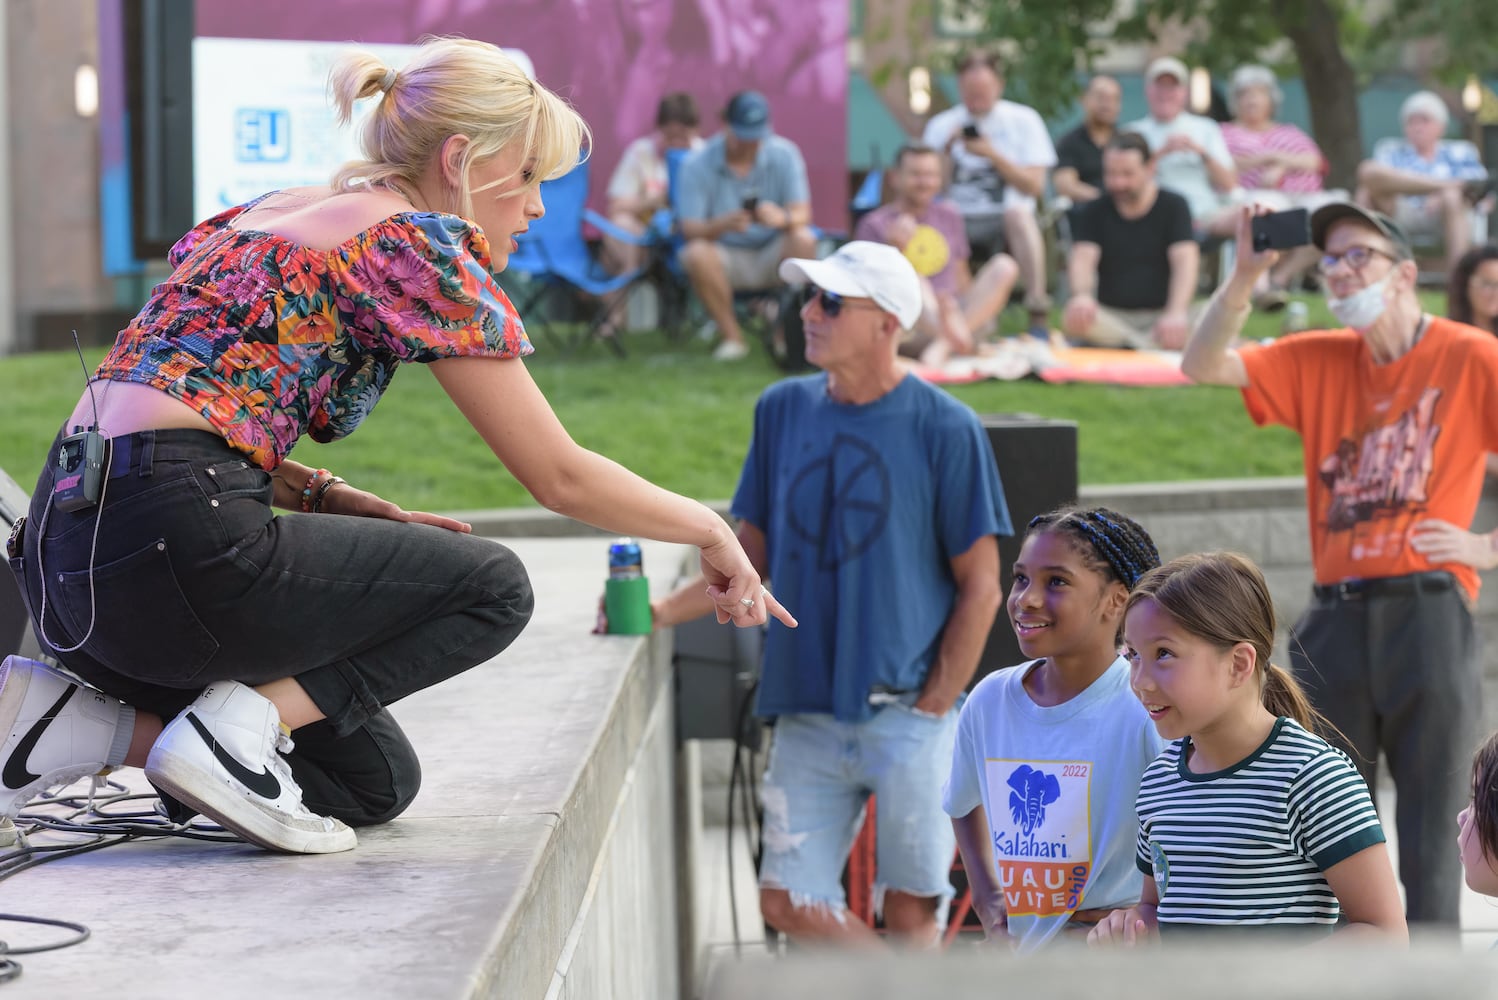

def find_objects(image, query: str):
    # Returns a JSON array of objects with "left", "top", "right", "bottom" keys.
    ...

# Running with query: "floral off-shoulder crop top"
[{"left": 94, "top": 195, "right": 533, "bottom": 470}]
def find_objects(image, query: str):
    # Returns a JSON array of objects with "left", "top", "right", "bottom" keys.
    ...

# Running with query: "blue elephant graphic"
[{"left": 1007, "top": 764, "right": 1061, "bottom": 835}]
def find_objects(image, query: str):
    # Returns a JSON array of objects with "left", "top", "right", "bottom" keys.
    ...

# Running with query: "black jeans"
[
  {"left": 9, "top": 429, "right": 534, "bottom": 825},
  {"left": 1289, "top": 575, "right": 1478, "bottom": 929}
]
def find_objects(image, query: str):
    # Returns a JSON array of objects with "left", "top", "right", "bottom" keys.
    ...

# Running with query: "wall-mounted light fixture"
[
  {"left": 1463, "top": 74, "right": 1483, "bottom": 114},
  {"left": 1189, "top": 67, "right": 1212, "bottom": 115},
  {"left": 74, "top": 64, "right": 99, "bottom": 117},
  {"left": 909, "top": 67, "right": 931, "bottom": 116}
]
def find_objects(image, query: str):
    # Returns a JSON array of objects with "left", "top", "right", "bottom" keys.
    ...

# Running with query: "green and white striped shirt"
[{"left": 1134, "top": 717, "right": 1385, "bottom": 932}]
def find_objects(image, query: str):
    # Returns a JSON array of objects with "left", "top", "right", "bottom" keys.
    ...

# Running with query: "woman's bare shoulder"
[{"left": 232, "top": 186, "right": 421, "bottom": 249}]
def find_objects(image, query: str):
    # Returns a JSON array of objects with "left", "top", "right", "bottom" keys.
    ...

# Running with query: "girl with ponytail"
[{"left": 1089, "top": 552, "right": 1407, "bottom": 945}]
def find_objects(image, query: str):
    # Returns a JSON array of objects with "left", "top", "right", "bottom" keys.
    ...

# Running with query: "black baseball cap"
[{"left": 1310, "top": 202, "right": 1413, "bottom": 260}]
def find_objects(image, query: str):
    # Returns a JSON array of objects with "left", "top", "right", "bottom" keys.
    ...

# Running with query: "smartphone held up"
[{"left": 1251, "top": 208, "right": 1310, "bottom": 252}]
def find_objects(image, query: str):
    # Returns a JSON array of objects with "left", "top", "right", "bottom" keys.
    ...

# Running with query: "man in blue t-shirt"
[
  {"left": 676, "top": 91, "right": 818, "bottom": 362},
  {"left": 654, "top": 241, "right": 1011, "bottom": 946}
]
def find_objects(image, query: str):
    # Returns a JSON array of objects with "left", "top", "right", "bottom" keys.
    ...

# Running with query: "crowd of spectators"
[
  {"left": 599, "top": 51, "right": 1491, "bottom": 359},
  {"left": 584, "top": 46, "right": 1498, "bottom": 952}
]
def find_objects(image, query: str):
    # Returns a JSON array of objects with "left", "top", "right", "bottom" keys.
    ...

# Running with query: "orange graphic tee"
[{"left": 1240, "top": 317, "right": 1498, "bottom": 602}]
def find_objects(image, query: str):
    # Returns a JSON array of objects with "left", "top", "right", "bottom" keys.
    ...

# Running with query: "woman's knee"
[
  {"left": 345, "top": 747, "right": 422, "bottom": 826},
  {"left": 474, "top": 543, "right": 535, "bottom": 639},
  {"left": 289, "top": 714, "right": 424, "bottom": 827}
]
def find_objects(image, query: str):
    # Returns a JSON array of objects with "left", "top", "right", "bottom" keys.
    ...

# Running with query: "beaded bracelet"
[
  {"left": 312, "top": 476, "right": 348, "bottom": 514},
  {"left": 301, "top": 469, "right": 331, "bottom": 513}
]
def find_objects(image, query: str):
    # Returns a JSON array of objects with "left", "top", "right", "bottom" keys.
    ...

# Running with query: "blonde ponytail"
[
  {"left": 327, "top": 50, "right": 393, "bottom": 125},
  {"left": 326, "top": 37, "right": 589, "bottom": 218}
]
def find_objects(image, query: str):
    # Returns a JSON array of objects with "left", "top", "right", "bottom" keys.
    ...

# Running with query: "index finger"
[{"left": 762, "top": 590, "right": 798, "bottom": 629}]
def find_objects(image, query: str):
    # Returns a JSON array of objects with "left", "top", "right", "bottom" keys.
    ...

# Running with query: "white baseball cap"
[
  {"left": 778, "top": 241, "right": 923, "bottom": 330},
  {"left": 1145, "top": 57, "right": 1189, "bottom": 85}
]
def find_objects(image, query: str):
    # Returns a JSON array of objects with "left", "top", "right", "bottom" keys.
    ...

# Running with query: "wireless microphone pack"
[{"left": 53, "top": 426, "right": 106, "bottom": 512}]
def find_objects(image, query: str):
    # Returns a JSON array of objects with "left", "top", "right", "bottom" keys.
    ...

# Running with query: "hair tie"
[{"left": 379, "top": 67, "right": 397, "bottom": 92}]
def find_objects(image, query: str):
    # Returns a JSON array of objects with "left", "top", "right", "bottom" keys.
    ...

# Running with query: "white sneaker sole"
[{"left": 145, "top": 746, "right": 356, "bottom": 855}]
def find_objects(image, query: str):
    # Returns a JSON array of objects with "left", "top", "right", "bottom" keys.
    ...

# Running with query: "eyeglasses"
[
  {"left": 1470, "top": 277, "right": 1498, "bottom": 294},
  {"left": 806, "top": 287, "right": 879, "bottom": 318},
  {"left": 1318, "top": 245, "right": 1397, "bottom": 275}
]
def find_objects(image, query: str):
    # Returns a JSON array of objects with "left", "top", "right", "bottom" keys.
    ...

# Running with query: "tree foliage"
[
  {"left": 943, "top": 0, "right": 1498, "bottom": 118},
  {"left": 933, "top": 0, "right": 1498, "bottom": 188}
]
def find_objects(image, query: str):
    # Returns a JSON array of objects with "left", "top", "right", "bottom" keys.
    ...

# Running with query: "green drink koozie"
[{"left": 605, "top": 575, "right": 653, "bottom": 634}]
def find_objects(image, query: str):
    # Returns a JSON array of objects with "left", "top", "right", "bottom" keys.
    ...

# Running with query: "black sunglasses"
[{"left": 804, "top": 286, "right": 877, "bottom": 318}]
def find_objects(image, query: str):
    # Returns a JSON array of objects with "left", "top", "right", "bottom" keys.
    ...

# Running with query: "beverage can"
[
  {"left": 608, "top": 538, "right": 643, "bottom": 580},
  {"left": 605, "top": 538, "right": 652, "bottom": 634}
]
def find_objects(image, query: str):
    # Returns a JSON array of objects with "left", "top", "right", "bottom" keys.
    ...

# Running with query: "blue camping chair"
[
  {"left": 502, "top": 157, "right": 655, "bottom": 356},
  {"left": 644, "top": 147, "right": 696, "bottom": 341},
  {"left": 849, "top": 168, "right": 884, "bottom": 230}
]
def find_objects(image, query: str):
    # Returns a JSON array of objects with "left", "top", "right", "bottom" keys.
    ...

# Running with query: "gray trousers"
[{"left": 1289, "top": 573, "right": 1480, "bottom": 929}]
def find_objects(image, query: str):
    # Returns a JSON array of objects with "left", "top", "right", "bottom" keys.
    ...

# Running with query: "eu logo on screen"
[{"left": 234, "top": 109, "right": 290, "bottom": 163}]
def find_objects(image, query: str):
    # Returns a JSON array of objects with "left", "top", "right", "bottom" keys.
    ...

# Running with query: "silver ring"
[{"left": 739, "top": 597, "right": 756, "bottom": 608}]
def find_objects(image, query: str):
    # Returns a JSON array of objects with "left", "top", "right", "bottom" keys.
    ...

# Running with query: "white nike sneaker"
[
  {"left": 145, "top": 681, "right": 356, "bottom": 854},
  {"left": 0, "top": 655, "right": 135, "bottom": 818}
]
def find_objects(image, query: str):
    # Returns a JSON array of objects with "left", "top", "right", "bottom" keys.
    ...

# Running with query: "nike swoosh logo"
[
  {"left": 3, "top": 683, "right": 77, "bottom": 789},
  {"left": 185, "top": 712, "right": 281, "bottom": 800}
]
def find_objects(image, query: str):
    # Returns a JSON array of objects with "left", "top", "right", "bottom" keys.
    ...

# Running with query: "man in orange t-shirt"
[{"left": 1179, "top": 201, "right": 1498, "bottom": 931}]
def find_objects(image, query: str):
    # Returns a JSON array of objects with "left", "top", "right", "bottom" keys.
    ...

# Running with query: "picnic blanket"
[{"left": 912, "top": 336, "right": 1192, "bottom": 387}]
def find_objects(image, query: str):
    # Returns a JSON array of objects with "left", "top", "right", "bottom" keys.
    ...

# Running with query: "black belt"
[{"left": 1313, "top": 570, "right": 1456, "bottom": 602}]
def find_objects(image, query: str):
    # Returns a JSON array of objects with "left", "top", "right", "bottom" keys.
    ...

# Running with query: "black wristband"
[{"left": 312, "top": 476, "right": 347, "bottom": 513}]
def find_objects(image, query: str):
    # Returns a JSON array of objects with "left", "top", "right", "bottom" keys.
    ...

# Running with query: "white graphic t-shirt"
[
  {"left": 943, "top": 656, "right": 1163, "bottom": 952},
  {"left": 923, "top": 100, "right": 1057, "bottom": 215}
]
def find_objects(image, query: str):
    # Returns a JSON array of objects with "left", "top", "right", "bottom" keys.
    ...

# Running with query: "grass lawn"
[{"left": 0, "top": 291, "right": 1393, "bottom": 512}]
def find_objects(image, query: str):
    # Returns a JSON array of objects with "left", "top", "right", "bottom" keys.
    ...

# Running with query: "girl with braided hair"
[{"left": 943, "top": 506, "right": 1163, "bottom": 952}]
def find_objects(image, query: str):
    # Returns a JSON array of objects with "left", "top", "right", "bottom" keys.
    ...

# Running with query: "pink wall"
[{"left": 195, "top": 0, "right": 849, "bottom": 230}]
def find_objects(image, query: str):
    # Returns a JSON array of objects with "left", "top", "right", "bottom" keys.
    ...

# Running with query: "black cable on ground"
[
  {"left": 0, "top": 779, "right": 241, "bottom": 979},
  {"left": 0, "top": 913, "right": 90, "bottom": 955}
]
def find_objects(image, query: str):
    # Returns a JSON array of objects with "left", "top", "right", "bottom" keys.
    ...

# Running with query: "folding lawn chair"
[{"left": 502, "top": 158, "right": 657, "bottom": 356}]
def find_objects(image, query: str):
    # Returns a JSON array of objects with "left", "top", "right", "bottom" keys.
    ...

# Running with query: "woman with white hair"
[
  {"left": 1356, "top": 89, "right": 1490, "bottom": 273},
  {"left": 1221, "top": 65, "right": 1331, "bottom": 307},
  {"left": 1222, "top": 65, "right": 1327, "bottom": 196}
]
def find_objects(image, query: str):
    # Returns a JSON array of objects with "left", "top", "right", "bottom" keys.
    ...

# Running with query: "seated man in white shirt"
[
  {"left": 922, "top": 49, "right": 1056, "bottom": 337},
  {"left": 1356, "top": 90, "right": 1490, "bottom": 273},
  {"left": 1125, "top": 57, "right": 1239, "bottom": 240}
]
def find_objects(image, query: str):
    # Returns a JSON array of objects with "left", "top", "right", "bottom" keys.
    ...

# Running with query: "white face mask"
[{"left": 1326, "top": 277, "right": 1390, "bottom": 330}]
